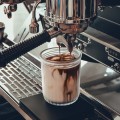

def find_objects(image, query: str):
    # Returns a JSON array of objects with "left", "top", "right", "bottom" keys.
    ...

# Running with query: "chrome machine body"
[
  {"left": 44, "top": 0, "right": 120, "bottom": 74},
  {"left": 45, "top": 0, "right": 98, "bottom": 34},
  {"left": 43, "top": 0, "right": 98, "bottom": 53}
]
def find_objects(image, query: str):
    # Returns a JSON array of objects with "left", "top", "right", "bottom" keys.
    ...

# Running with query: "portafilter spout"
[{"left": 56, "top": 34, "right": 76, "bottom": 54}]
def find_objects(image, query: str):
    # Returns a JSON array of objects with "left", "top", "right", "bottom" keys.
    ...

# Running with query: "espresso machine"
[
  {"left": 0, "top": 0, "right": 120, "bottom": 70},
  {"left": 0, "top": 0, "right": 120, "bottom": 120}
]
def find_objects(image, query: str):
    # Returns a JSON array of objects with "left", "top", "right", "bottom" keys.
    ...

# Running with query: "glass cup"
[{"left": 40, "top": 47, "right": 82, "bottom": 106}]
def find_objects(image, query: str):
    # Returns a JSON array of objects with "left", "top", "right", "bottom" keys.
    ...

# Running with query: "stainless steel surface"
[
  {"left": 81, "top": 88, "right": 120, "bottom": 120},
  {"left": 80, "top": 61, "right": 120, "bottom": 116},
  {"left": 45, "top": 0, "right": 97, "bottom": 34},
  {"left": 74, "top": 26, "right": 120, "bottom": 73},
  {"left": 0, "top": 45, "right": 42, "bottom": 103}
]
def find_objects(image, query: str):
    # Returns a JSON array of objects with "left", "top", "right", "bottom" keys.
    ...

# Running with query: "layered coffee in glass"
[{"left": 40, "top": 47, "right": 81, "bottom": 106}]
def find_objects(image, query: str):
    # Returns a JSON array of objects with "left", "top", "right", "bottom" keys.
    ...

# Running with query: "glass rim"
[{"left": 39, "top": 47, "right": 82, "bottom": 66}]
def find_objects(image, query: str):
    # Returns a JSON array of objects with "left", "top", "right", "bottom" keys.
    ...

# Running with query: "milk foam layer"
[{"left": 41, "top": 53, "right": 80, "bottom": 104}]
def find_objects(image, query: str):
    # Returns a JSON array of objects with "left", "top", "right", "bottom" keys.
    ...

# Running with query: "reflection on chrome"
[{"left": 106, "top": 68, "right": 115, "bottom": 74}]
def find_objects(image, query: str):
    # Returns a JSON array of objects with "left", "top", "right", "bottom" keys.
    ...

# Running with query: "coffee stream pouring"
[{"left": 0, "top": 0, "right": 120, "bottom": 67}]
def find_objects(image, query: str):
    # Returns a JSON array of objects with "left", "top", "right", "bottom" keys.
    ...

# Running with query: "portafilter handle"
[{"left": 0, "top": 30, "right": 51, "bottom": 67}]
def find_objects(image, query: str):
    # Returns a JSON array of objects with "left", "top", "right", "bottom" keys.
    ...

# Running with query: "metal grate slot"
[{"left": 0, "top": 55, "right": 42, "bottom": 101}]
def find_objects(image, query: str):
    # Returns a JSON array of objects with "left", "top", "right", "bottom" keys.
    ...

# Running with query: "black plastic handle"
[{"left": 0, "top": 30, "right": 51, "bottom": 67}]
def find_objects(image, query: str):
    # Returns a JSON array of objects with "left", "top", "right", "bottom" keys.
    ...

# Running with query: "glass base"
[{"left": 44, "top": 96, "right": 79, "bottom": 106}]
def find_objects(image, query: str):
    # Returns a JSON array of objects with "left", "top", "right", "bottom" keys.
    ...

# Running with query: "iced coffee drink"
[{"left": 40, "top": 47, "right": 81, "bottom": 105}]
